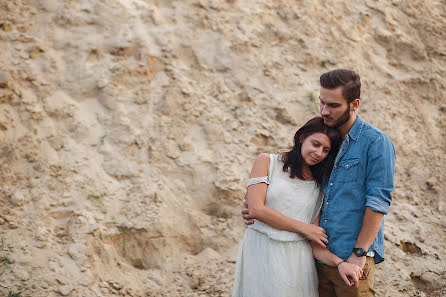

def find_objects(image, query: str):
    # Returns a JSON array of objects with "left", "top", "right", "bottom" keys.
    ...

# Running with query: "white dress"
[{"left": 232, "top": 154, "right": 322, "bottom": 297}]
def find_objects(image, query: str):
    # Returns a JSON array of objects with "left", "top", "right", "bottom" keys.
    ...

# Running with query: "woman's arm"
[
  {"left": 310, "top": 215, "right": 363, "bottom": 288},
  {"left": 310, "top": 215, "right": 344, "bottom": 265},
  {"left": 245, "top": 154, "right": 328, "bottom": 248}
]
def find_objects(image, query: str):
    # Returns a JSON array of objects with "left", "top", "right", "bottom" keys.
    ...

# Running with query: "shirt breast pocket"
[{"left": 337, "top": 158, "right": 360, "bottom": 183}]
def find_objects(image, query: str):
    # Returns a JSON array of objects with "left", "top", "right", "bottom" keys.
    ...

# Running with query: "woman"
[{"left": 232, "top": 117, "right": 362, "bottom": 297}]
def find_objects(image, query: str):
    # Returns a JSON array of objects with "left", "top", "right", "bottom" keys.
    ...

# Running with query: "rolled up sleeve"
[{"left": 365, "top": 134, "right": 396, "bottom": 215}]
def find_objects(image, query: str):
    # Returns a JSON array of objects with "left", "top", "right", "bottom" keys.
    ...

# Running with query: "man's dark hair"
[{"left": 320, "top": 69, "right": 361, "bottom": 103}]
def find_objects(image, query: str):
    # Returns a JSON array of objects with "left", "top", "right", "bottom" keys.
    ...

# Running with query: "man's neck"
[{"left": 339, "top": 114, "right": 357, "bottom": 139}]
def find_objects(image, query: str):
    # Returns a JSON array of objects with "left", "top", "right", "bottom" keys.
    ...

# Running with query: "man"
[{"left": 242, "top": 69, "right": 396, "bottom": 296}]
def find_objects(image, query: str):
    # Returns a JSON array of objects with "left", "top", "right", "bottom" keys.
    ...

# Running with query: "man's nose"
[{"left": 321, "top": 105, "right": 329, "bottom": 116}]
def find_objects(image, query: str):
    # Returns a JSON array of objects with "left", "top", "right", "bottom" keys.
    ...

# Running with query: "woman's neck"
[{"left": 301, "top": 164, "right": 314, "bottom": 181}]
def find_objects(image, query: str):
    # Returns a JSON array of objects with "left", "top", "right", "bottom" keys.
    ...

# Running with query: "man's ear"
[{"left": 350, "top": 99, "right": 360, "bottom": 111}]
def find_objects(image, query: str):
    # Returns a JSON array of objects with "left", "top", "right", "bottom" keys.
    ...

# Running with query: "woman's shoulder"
[
  {"left": 249, "top": 153, "right": 271, "bottom": 178},
  {"left": 254, "top": 153, "right": 283, "bottom": 164},
  {"left": 255, "top": 153, "right": 270, "bottom": 161}
]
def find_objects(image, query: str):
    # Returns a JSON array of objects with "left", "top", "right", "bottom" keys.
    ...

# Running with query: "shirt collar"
[{"left": 346, "top": 115, "right": 364, "bottom": 142}]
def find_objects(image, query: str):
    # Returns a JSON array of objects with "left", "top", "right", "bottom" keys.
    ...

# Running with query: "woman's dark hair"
[{"left": 282, "top": 117, "right": 341, "bottom": 187}]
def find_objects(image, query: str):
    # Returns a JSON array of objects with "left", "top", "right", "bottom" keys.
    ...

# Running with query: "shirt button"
[
  {"left": 330, "top": 183, "right": 333, "bottom": 186},
  {"left": 326, "top": 202, "right": 329, "bottom": 205},
  {"left": 324, "top": 220, "right": 328, "bottom": 223}
]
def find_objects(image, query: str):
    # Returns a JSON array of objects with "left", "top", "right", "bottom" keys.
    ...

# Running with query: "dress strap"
[
  {"left": 268, "top": 153, "right": 275, "bottom": 179},
  {"left": 246, "top": 154, "right": 276, "bottom": 187},
  {"left": 246, "top": 176, "right": 268, "bottom": 187}
]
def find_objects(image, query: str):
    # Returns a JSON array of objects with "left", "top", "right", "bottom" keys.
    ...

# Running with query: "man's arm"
[
  {"left": 347, "top": 208, "right": 384, "bottom": 268},
  {"left": 347, "top": 134, "right": 396, "bottom": 268}
]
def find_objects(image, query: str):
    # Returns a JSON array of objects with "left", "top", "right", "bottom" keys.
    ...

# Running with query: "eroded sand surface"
[{"left": 0, "top": 0, "right": 445, "bottom": 296}]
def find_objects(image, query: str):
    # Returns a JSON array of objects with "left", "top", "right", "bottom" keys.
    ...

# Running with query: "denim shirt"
[{"left": 320, "top": 116, "right": 396, "bottom": 264}]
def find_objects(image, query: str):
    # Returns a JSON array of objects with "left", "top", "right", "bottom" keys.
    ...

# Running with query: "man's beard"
[{"left": 323, "top": 107, "right": 351, "bottom": 128}]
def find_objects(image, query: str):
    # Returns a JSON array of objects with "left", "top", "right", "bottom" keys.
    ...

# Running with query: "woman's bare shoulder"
[{"left": 249, "top": 153, "right": 270, "bottom": 178}]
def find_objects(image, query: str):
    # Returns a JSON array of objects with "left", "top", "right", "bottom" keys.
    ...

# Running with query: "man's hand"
[
  {"left": 337, "top": 261, "right": 363, "bottom": 288},
  {"left": 241, "top": 201, "right": 254, "bottom": 225},
  {"left": 347, "top": 253, "right": 367, "bottom": 269}
]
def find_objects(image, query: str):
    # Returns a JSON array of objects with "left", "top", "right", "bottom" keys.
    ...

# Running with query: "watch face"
[{"left": 354, "top": 248, "right": 365, "bottom": 256}]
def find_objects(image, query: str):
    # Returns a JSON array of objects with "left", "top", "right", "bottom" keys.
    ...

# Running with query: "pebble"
[
  {"left": 40, "top": 280, "right": 49, "bottom": 289},
  {"left": 10, "top": 190, "right": 26, "bottom": 206},
  {"left": 110, "top": 282, "right": 123, "bottom": 290},
  {"left": 9, "top": 221, "right": 17, "bottom": 229},
  {"left": 68, "top": 242, "right": 86, "bottom": 262},
  {"left": 78, "top": 273, "right": 91, "bottom": 287},
  {"left": 0, "top": 71, "right": 8, "bottom": 88},
  {"left": 35, "top": 240, "right": 47, "bottom": 249},
  {"left": 97, "top": 78, "right": 109, "bottom": 88},
  {"left": 13, "top": 268, "right": 29, "bottom": 281},
  {"left": 100, "top": 287, "right": 109, "bottom": 294},
  {"left": 56, "top": 275, "right": 70, "bottom": 285},
  {"left": 59, "top": 285, "right": 73, "bottom": 296}
]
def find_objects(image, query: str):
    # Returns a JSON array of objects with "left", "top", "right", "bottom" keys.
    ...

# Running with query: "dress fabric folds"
[{"left": 232, "top": 154, "right": 322, "bottom": 297}]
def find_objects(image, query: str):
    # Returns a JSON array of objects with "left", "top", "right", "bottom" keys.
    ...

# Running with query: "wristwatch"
[{"left": 352, "top": 247, "right": 368, "bottom": 257}]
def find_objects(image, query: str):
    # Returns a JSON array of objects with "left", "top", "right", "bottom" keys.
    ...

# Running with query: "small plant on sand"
[
  {"left": 116, "top": 225, "right": 129, "bottom": 257},
  {"left": 86, "top": 193, "right": 107, "bottom": 201},
  {"left": 87, "top": 193, "right": 108, "bottom": 213},
  {"left": 106, "top": 222, "right": 129, "bottom": 258},
  {"left": 0, "top": 238, "right": 28, "bottom": 297},
  {"left": 320, "top": 59, "right": 334, "bottom": 69},
  {"left": 307, "top": 92, "right": 319, "bottom": 114},
  {"left": 0, "top": 238, "right": 14, "bottom": 277},
  {"left": 0, "top": 284, "right": 28, "bottom": 297},
  {"left": 0, "top": 256, "right": 14, "bottom": 277},
  {"left": 320, "top": 59, "right": 328, "bottom": 69},
  {"left": 100, "top": 134, "right": 107, "bottom": 145}
]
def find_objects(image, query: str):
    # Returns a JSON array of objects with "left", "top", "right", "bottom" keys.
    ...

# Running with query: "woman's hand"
[
  {"left": 302, "top": 224, "right": 328, "bottom": 248},
  {"left": 241, "top": 201, "right": 254, "bottom": 225},
  {"left": 337, "top": 261, "right": 363, "bottom": 288}
]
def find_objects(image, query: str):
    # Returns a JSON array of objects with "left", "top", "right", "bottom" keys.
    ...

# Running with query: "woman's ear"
[{"left": 299, "top": 135, "right": 304, "bottom": 143}]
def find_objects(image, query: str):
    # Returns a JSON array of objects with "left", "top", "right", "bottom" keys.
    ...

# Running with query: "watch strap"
[{"left": 353, "top": 247, "right": 367, "bottom": 257}]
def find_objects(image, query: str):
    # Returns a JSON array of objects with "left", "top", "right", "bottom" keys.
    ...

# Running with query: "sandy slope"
[{"left": 0, "top": 0, "right": 445, "bottom": 296}]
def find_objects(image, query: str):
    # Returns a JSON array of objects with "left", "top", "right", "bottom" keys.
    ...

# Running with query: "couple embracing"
[{"left": 232, "top": 69, "right": 396, "bottom": 297}]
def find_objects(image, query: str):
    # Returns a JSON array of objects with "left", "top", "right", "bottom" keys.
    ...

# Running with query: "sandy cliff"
[{"left": 0, "top": 0, "right": 445, "bottom": 296}]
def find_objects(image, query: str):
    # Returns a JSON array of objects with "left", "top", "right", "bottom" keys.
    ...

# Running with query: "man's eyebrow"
[
  {"left": 319, "top": 98, "right": 340, "bottom": 106},
  {"left": 319, "top": 96, "right": 331, "bottom": 103}
]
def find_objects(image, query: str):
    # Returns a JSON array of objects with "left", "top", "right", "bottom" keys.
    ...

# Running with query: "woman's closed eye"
[{"left": 313, "top": 141, "right": 331, "bottom": 154}]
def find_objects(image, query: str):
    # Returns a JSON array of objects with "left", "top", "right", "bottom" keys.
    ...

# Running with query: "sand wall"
[{"left": 0, "top": 0, "right": 445, "bottom": 296}]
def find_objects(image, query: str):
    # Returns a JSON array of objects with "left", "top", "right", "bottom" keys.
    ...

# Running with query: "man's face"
[{"left": 319, "top": 86, "right": 351, "bottom": 128}]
